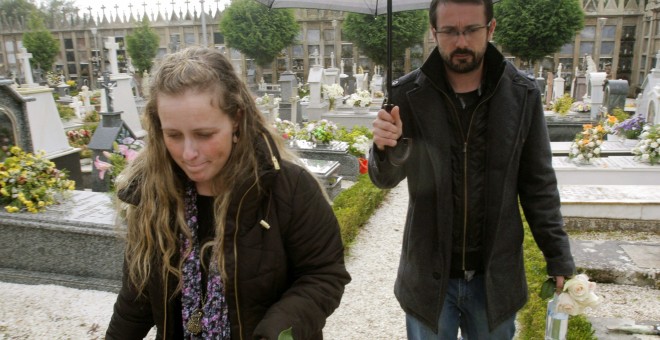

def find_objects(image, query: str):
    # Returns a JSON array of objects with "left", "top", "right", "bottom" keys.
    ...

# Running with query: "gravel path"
[{"left": 1, "top": 179, "right": 658, "bottom": 339}]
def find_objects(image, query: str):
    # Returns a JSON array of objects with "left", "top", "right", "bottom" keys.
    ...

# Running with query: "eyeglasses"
[{"left": 434, "top": 22, "right": 491, "bottom": 42}]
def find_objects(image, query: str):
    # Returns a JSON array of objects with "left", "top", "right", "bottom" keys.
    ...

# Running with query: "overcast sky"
[{"left": 38, "top": 0, "right": 231, "bottom": 20}]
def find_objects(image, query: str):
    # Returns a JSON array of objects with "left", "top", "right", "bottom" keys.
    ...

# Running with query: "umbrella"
[{"left": 254, "top": 0, "right": 430, "bottom": 104}]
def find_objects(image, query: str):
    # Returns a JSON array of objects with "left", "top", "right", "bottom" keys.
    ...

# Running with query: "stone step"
[
  {"left": 560, "top": 185, "right": 660, "bottom": 232},
  {"left": 569, "top": 239, "right": 659, "bottom": 288}
]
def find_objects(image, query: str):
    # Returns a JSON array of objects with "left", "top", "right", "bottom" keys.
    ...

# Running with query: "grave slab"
[
  {"left": 291, "top": 141, "right": 359, "bottom": 181},
  {"left": 553, "top": 156, "right": 660, "bottom": 186},
  {"left": 552, "top": 141, "right": 634, "bottom": 156},
  {"left": 0, "top": 190, "right": 123, "bottom": 292},
  {"left": 570, "top": 239, "right": 659, "bottom": 287}
]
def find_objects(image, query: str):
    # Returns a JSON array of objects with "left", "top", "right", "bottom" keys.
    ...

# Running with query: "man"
[{"left": 368, "top": 0, "right": 575, "bottom": 338}]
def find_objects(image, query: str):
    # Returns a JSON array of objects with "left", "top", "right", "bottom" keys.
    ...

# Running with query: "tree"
[
  {"left": 22, "top": 11, "right": 59, "bottom": 71},
  {"left": 37, "top": 0, "right": 78, "bottom": 27},
  {"left": 0, "top": 0, "right": 37, "bottom": 22},
  {"left": 126, "top": 17, "right": 160, "bottom": 75},
  {"left": 494, "top": 0, "right": 584, "bottom": 67},
  {"left": 220, "top": 0, "right": 298, "bottom": 68},
  {"left": 342, "top": 11, "right": 428, "bottom": 67}
]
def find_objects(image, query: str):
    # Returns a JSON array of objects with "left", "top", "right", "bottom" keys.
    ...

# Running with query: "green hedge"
[{"left": 332, "top": 174, "right": 388, "bottom": 249}]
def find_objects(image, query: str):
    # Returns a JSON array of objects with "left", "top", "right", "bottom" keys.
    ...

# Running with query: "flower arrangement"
[
  {"left": 322, "top": 84, "right": 344, "bottom": 111},
  {"left": 273, "top": 118, "right": 298, "bottom": 140},
  {"left": 568, "top": 124, "right": 606, "bottom": 163},
  {"left": 613, "top": 115, "right": 645, "bottom": 139},
  {"left": 336, "top": 126, "right": 373, "bottom": 158},
  {"left": 94, "top": 137, "right": 145, "bottom": 189},
  {"left": 66, "top": 128, "right": 94, "bottom": 159},
  {"left": 297, "top": 119, "right": 338, "bottom": 144},
  {"left": 570, "top": 101, "right": 591, "bottom": 113},
  {"left": 631, "top": 124, "right": 660, "bottom": 165},
  {"left": 346, "top": 89, "right": 373, "bottom": 108},
  {"left": 322, "top": 83, "right": 344, "bottom": 99},
  {"left": 555, "top": 274, "right": 601, "bottom": 315},
  {"left": 255, "top": 94, "right": 281, "bottom": 108},
  {"left": 552, "top": 94, "right": 574, "bottom": 116},
  {"left": 0, "top": 146, "right": 75, "bottom": 213}
]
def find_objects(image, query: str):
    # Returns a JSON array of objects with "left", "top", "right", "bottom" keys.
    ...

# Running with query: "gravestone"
[
  {"left": 68, "top": 96, "right": 84, "bottom": 119},
  {"left": 16, "top": 47, "right": 37, "bottom": 88},
  {"left": 536, "top": 67, "right": 545, "bottom": 101},
  {"left": 99, "top": 67, "right": 146, "bottom": 138},
  {"left": 291, "top": 140, "right": 359, "bottom": 181},
  {"left": 79, "top": 85, "right": 94, "bottom": 114},
  {"left": 545, "top": 71, "right": 554, "bottom": 106},
  {"left": 323, "top": 52, "right": 339, "bottom": 86},
  {"left": 88, "top": 73, "right": 136, "bottom": 192},
  {"left": 603, "top": 79, "right": 629, "bottom": 114},
  {"left": 572, "top": 66, "right": 588, "bottom": 101},
  {"left": 4, "top": 72, "right": 83, "bottom": 188},
  {"left": 278, "top": 70, "right": 302, "bottom": 124},
  {"left": 589, "top": 72, "right": 608, "bottom": 120},
  {"left": 305, "top": 62, "right": 327, "bottom": 121},
  {"left": 552, "top": 63, "right": 565, "bottom": 101},
  {"left": 636, "top": 50, "right": 660, "bottom": 125}
]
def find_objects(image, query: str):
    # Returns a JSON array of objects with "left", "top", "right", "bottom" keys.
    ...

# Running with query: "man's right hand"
[{"left": 372, "top": 105, "right": 403, "bottom": 151}]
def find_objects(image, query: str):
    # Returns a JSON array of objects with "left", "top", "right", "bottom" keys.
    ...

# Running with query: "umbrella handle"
[{"left": 382, "top": 102, "right": 412, "bottom": 167}]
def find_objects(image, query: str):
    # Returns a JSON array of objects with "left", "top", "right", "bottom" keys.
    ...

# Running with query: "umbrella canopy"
[
  {"left": 254, "top": 0, "right": 430, "bottom": 103},
  {"left": 254, "top": 0, "right": 430, "bottom": 15}
]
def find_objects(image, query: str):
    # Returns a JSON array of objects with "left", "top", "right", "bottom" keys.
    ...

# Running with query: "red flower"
[{"left": 358, "top": 157, "right": 368, "bottom": 174}]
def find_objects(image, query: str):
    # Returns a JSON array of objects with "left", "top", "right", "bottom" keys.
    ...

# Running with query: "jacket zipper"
[
  {"left": 233, "top": 134, "right": 280, "bottom": 339},
  {"left": 444, "top": 89, "right": 497, "bottom": 272}
]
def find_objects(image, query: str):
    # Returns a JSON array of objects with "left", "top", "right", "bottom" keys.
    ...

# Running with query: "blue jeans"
[{"left": 406, "top": 274, "right": 516, "bottom": 339}]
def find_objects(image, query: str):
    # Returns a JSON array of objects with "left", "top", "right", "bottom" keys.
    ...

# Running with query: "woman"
[{"left": 106, "top": 47, "right": 350, "bottom": 339}]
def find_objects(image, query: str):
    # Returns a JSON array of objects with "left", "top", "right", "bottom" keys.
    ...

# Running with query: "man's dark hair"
[{"left": 429, "top": 0, "right": 494, "bottom": 29}]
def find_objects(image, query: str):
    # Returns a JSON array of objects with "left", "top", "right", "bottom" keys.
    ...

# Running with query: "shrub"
[
  {"left": 332, "top": 174, "right": 388, "bottom": 248},
  {"left": 57, "top": 103, "right": 76, "bottom": 121}
]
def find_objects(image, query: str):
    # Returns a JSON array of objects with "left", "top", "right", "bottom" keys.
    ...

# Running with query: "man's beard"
[{"left": 440, "top": 47, "right": 485, "bottom": 73}]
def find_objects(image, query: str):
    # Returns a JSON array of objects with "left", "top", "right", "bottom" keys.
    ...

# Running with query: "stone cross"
[
  {"left": 17, "top": 47, "right": 34, "bottom": 85},
  {"left": 79, "top": 85, "right": 94, "bottom": 113},
  {"left": 104, "top": 37, "right": 120, "bottom": 75},
  {"left": 101, "top": 72, "right": 118, "bottom": 112},
  {"left": 69, "top": 97, "right": 84, "bottom": 119},
  {"left": 311, "top": 48, "right": 320, "bottom": 66}
]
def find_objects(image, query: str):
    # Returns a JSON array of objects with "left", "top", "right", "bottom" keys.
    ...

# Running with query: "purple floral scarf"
[{"left": 181, "top": 183, "right": 231, "bottom": 339}]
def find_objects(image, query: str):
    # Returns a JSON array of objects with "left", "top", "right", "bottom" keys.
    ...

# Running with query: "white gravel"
[{"left": 0, "top": 179, "right": 658, "bottom": 339}]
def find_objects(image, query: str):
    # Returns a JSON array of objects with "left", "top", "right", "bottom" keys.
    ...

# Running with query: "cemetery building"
[{"left": 1, "top": 1, "right": 660, "bottom": 97}]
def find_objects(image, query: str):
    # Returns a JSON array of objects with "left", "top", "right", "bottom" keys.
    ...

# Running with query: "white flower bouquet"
[
  {"left": 568, "top": 124, "right": 606, "bottom": 164},
  {"left": 346, "top": 90, "right": 373, "bottom": 108},
  {"left": 631, "top": 124, "right": 660, "bottom": 165},
  {"left": 555, "top": 274, "right": 601, "bottom": 315},
  {"left": 322, "top": 83, "right": 344, "bottom": 100}
]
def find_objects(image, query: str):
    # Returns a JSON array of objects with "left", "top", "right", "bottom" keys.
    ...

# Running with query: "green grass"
[{"left": 518, "top": 212, "right": 597, "bottom": 340}]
